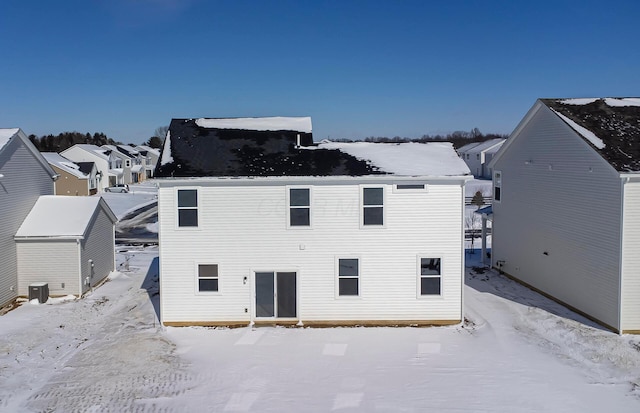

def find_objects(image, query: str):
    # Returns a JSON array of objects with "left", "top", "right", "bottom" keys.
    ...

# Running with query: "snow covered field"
[
  {"left": 1, "top": 245, "right": 639, "bottom": 412},
  {"left": 1, "top": 179, "right": 639, "bottom": 412}
]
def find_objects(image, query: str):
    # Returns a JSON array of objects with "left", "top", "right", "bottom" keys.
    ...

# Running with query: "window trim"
[
  {"left": 287, "top": 186, "right": 312, "bottom": 229},
  {"left": 493, "top": 171, "right": 502, "bottom": 203},
  {"left": 360, "top": 185, "right": 385, "bottom": 228},
  {"left": 176, "top": 188, "right": 200, "bottom": 229},
  {"left": 335, "top": 256, "right": 361, "bottom": 298},
  {"left": 196, "top": 262, "right": 220, "bottom": 294},
  {"left": 417, "top": 256, "right": 443, "bottom": 298}
]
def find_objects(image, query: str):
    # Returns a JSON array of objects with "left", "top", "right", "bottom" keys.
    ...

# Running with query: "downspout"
[{"left": 460, "top": 180, "right": 466, "bottom": 323}]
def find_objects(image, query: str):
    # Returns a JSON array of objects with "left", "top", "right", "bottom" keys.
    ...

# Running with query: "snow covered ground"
[
  {"left": 1, "top": 245, "right": 639, "bottom": 412},
  {"left": 1, "top": 178, "right": 639, "bottom": 412}
]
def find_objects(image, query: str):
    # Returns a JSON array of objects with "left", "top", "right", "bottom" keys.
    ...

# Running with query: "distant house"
[
  {"left": 135, "top": 145, "right": 160, "bottom": 179},
  {"left": 15, "top": 196, "right": 117, "bottom": 298},
  {"left": 115, "top": 144, "right": 146, "bottom": 183},
  {"left": 42, "top": 152, "right": 98, "bottom": 196},
  {"left": 101, "top": 145, "right": 138, "bottom": 185},
  {"left": 0, "top": 128, "right": 57, "bottom": 308},
  {"left": 489, "top": 98, "right": 640, "bottom": 334},
  {"left": 156, "top": 117, "right": 471, "bottom": 327},
  {"left": 457, "top": 138, "right": 505, "bottom": 179},
  {"left": 61, "top": 144, "right": 112, "bottom": 191}
]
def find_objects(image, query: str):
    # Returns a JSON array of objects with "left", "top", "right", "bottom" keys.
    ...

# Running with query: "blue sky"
[{"left": 1, "top": 0, "right": 639, "bottom": 144}]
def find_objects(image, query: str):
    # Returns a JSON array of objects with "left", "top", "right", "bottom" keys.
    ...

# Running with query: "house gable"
[{"left": 540, "top": 98, "right": 640, "bottom": 172}]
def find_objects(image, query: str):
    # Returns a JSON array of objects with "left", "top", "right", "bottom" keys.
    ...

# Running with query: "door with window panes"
[{"left": 255, "top": 272, "right": 297, "bottom": 318}]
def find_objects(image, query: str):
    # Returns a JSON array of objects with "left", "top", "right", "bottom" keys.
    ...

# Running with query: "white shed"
[
  {"left": 489, "top": 98, "right": 640, "bottom": 334},
  {"left": 156, "top": 117, "right": 471, "bottom": 327},
  {"left": 15, "top": 196, "right": 117, "bottom": 298}
]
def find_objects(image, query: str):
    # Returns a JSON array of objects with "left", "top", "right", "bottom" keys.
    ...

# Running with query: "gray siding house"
[
  {"left": 490, "top": 98, "right": 640, "bottom": 333},
  {"left": 0, "top": 128, "right": 57, "bottom": 308}
]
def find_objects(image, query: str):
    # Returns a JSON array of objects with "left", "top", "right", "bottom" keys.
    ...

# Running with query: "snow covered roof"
[
  {"left": 457, "top": 139, "right": 505, "bottom": 155},
  {"left": 195, "top": 117, "right": 312, "bottom": 133},
  {"left": 135, "top": 145, "right": 160, "bottom": 157},
  {"left": 15, "top": 196, "right": 117, "bottom": 239},
  {"left": 541, "top": 98, "right": 640, "bottom": 172},
  {"left": 156, "top": 118, "right": 470, "bottom": 178},
  {"left": 117, "top": 145, "right": 139, "bottom": 157},
  {"left": 317, "top": 141, "right": 470, "bottom": 176},
  {"left": 42, "top": 152, "right": 88, "bottom": 179},
  {"left": 0, "top": 128, "right": 20, "bottom": 152},
  {"left": 67, "top": 144, "right": 111, "bottom": 161}
]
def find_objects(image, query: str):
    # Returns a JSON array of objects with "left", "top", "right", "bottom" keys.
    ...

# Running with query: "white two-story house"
[{"left": 156, "top": 117, "right": 471, "bottom": 327}]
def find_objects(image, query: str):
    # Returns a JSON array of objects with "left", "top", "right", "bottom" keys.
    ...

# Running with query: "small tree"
[{"left": 471, "top": 190, "right": 485, "bottom": 209}]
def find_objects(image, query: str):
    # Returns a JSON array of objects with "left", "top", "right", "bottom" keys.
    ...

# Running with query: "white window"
[
  {"left": 337, "top": 258, "right": 359, "bottom": 296},
  {"left": 177, "top": 189, "right": 198, "bottom": 227},
  {"left": 125, "top": 159, "right": 131, "bottom": 168},
  {"left": 289, "top": 187, "right": 310, "bottom": 227},
  {"left": 362, "top": 187, "right": 384, "bottom": 226},
  {"left": 419, "top": 257, "right": 441, "bottom": 296},
  {"left": 198, "top": 264, "right": 218, "bottom": 292},
  {"left": 493, "top": 171, "right": 502, "bottom": 202}
]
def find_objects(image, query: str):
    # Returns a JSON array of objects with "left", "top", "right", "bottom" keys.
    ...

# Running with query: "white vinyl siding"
[
  {"left": 80, "top": 207, "right": 115, "bottom": 294},
  {"left": 491, "top": 104, "right": 623, "bottom": 330},
  {"left": 159, "top": 180, "right": 464, "bottom": 325},
  {"left": 621, "top": 181, "right": 640, "bottom": 331},
  {"left": 16, "top": 205, "right": 115, "bottom": 298},
  {"left": 0, "top": 138, "right": 54, "bottom": 307},
  {"left": 17, "top": 241, "right": 80, "bottom": 296}
]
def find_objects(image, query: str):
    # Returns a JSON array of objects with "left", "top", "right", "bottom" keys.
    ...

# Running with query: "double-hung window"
[
  {"left": 363, "top": 187, "right": 384, "bottom": 226},
  {"left": 338, "top": 258, "right": 359, "bottom": 296},
  {"left": 198, "top": 264, "right": 218, "bottom": 292},
  {"left": 493, "top": 171, "right": 502, "bottom": 202},
  {"left": 420, "top": 258, "right": 441, "bottom": 295},
  {"left": 289, "top": 188, "right": 310, "bottom": 226},
  {"left": 178, "top": 189, "right": 198, "bottom": 227}
]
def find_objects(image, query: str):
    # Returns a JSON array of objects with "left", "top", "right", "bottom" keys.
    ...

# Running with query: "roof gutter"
[{"left": 14, "top": 235, "right": 84, "bottom": 241}]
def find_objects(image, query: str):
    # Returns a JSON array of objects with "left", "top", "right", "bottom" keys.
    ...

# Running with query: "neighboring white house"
[
  {"left": 61, "top": 144, "right": 113, "bottom": 191},
  {"left": 101, "top": 145, "right": 136, "bottom": 185},
  {"left": 489, "top": 98, "right": 640, "bottom": 334},
  {"left": 14, "top": 196, "right": 117, "bottom": 298},
  {"left": 115, "top": 144, "right": 146, "bottom": 183},
  {"left": 156, "top": 117, "right": 471, "bottom": 327},
  {"left": 135, "top": 145, "right": 160, "bottom": 179},
  {"left": 0, "top": 128, "right": 57, "bottom": 308},
  {"left": 457, "top": 138, "right": 505, "bottom": 179}
]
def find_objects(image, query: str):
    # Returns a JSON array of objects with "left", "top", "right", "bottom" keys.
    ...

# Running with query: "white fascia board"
[{"left": 156, "top": 175, "right": 472, "bottom": 188}]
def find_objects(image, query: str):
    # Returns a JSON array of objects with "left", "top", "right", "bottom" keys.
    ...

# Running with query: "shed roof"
[
  {"left": 15, "top": 196, "right": 117, "bottom": 239},
  {"left": 540, "top": 98, "right": 640, "bottom": 172}
]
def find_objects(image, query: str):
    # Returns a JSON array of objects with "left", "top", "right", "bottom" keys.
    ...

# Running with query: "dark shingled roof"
[
  {"left": 76, "top": 162, "right": 95, "bottom": 175},
  {"left": 541, "top": 98, "right": 640, "bottom": 172},
  {"left": 155, "top": 118, "right": 384, "bottom": 177}
]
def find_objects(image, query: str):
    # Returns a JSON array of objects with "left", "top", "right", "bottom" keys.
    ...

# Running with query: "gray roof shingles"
[{"left": 541, "top": 98, "right": 640, "bottom": 172}]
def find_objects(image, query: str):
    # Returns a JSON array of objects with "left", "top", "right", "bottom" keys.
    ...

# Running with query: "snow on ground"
[
  {"left": 2, "top": 179, "right": 639, "bottom": 412},
  {"left": 100, "top": 180, "right": 158, "bottom": 220},
  {"left": 1, "top": 245, "right": 640, "bottom": 412}
]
